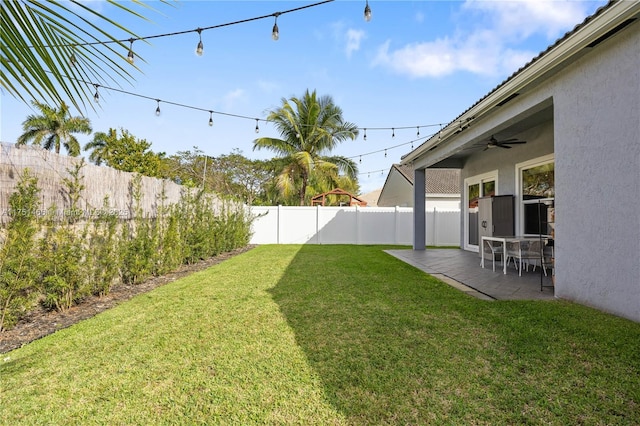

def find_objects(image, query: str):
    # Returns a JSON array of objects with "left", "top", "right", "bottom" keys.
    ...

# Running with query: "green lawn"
[{"left": 1, "top": 245, "right": 639, "bottom": 425}]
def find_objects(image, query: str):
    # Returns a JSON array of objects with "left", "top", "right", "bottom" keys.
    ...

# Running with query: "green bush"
[
  {"left": 0, "top": 170, "right": 254, "bottom": 330},
  {"left": 0, "top": 171, "right": 41, "bottom": 331}
]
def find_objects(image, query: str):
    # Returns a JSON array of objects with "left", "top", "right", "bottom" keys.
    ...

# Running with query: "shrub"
[{"left": 0, "top": 171, "right": 41, "bottom": 331}]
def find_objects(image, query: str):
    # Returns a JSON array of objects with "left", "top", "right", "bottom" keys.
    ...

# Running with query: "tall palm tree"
[
  {"left": 253, "top": 89, "right": 359, "bottom": 206},
  {"left": 17, "top": 100, "right": 92, "bottom": 156},
  {"left": 84, "top": 128, "right": 118, "bottom": 165}
]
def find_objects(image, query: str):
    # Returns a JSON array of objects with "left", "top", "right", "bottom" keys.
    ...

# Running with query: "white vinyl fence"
[{"left": 249, "top": 206, "right": 460, "bottom": 247}]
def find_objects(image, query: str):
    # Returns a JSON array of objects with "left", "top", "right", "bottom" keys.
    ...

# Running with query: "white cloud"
[
  {"left": 345, "top": 29, "right": 366, "bottom": 58},
  {"left": 372, "top": 0, "right": 602, "bottom": 79},
  {"left": 257, "top": 79, "right": 280, "bottom": 94},
  {"left": 222, "top": 89, "right": 246, "bottom": 109},
  {"left": 462, "top": 0, "right": 594, "bottom": 40}
]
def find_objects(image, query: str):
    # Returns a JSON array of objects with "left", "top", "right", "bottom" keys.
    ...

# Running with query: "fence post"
[
  {"left": 277, "top": 205, "right": 281, "bottom": 244},
  {"left": 355, "top": 204, "right": 360, "bottom": 245},
  {"left": 433, "top": 207, "right": 438, "bottom": 247},
  {"left": 316, "top": 205, "right": 321, "bottom": 244},
  {"left": 394, "top": 206, "right": 399, "bottom": 245}
]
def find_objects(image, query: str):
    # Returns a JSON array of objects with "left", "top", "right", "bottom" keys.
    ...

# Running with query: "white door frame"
[{"left": 463, "top": 170, "right": 498, "bottom": 252}]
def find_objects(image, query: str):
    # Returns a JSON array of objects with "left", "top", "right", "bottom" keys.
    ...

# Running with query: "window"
[{"left": 517, "top": 156, "right": 554, "bottom": 235}]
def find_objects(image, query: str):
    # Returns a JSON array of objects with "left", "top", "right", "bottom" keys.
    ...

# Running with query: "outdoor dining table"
[{"left": 480, "top": 235, "right": 548, "bottom": 274}]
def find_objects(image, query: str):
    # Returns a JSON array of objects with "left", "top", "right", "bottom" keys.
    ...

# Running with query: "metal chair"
[
  {"left": 507, "top": 240, "right": 547, "bottom": 276},
  {"left": 482, "top": 239, "right": 503, "bottom": 272}
]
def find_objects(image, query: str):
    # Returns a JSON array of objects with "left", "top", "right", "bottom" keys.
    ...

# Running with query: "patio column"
[{"left": 413, "top": 167, "right": 426, "bottom": 250}]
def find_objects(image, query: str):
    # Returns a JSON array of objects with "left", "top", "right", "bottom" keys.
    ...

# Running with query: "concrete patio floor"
[{"left": 385, "top": 248, "right": 555, "bottom": 301}]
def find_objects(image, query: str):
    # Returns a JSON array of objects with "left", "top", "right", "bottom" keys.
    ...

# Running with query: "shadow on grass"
[{"left": 268, "top": 244, "right": 640, "bottom": 424}]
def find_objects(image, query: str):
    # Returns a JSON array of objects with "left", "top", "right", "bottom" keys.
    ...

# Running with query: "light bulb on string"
[
  {"left": 272, "top": 13, "right": 280, "bottom": 40},
  {"left": 70, "top": 53, "right": 76, "bottom": 67},
  {"left": 196, "top": 29, "right": 204, "bottom": 56},
  {"left": 255, "top": 119, "right": 260, "bottom": 133},
  {"left": 155, "top": 99, "right": 161, "bottom": 116},
  {"left": 363, "top": 128, "right": 367, "bottom": 141},
  {"left": 364, "top": 0, "right": 372, "bottom": 22},
  {"left": 127, "top": 39, "right": 135, "bottom": 63},
  {"left": 359, "top": 156, "right": 362, "bottom": 163},
  {"left": 392, "top": 128, "right": 395, "bottom": 138},
  {"left": 208, "top": 111, "right": 213, "bottom": 126},
  {"left": 93, "top": 84, "right": 100, "bottom": 103},
  {"left": 384, "top": 149, "right": 387, "bottom": 158},
  {"left": 417, "top": 126, "right": 420, "bottom": 138}
]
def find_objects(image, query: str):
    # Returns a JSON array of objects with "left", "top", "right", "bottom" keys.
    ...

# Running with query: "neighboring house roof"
[
  {"left": 359, "top": 188, "right": 381, "bottom": 207},
  {"left": 392, "top": 164, "right": 460, "bottom": 194},
  {"left": 377, "top": 165, "right": 460, "bottom": 207},
  {"left": 402, "top": 0, "right": 639, "bottom": 165}
]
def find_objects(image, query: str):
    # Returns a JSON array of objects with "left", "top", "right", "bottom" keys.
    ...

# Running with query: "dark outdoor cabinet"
[{"left": 478, "top": 195, "right": 515, "bottom": 240}]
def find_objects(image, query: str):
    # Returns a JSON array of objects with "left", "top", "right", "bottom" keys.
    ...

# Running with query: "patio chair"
[
  {"left": 482, "top": 239, "right": 503, "bottom": 272},
  {"left": 506, "top": 240, "right": 547, "bottom": 276}
]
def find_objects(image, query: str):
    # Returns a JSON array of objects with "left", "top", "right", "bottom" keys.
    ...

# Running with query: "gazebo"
[{"left": 311, "top": 188, "right": 367, "bottom": 207}]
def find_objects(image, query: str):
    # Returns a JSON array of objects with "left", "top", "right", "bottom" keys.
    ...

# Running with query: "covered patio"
[{"left": 386, "top": 249, "right": 554, "bottom": 301}]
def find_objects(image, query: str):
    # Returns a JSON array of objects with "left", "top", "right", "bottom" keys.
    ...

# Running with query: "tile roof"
[{"left": 393, "top": 164, "right": 460, "bottom": 194}]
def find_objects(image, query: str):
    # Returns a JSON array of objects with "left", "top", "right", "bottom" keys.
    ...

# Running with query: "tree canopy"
[
  {"left": 253, "top": 89, "right": 359, "bottom": 205},
  {"left": 2, "top": 1, "right": 172, "bottom": 112},
  {"left": 16, "top": 100, "right": 92, "bottom": 156}
]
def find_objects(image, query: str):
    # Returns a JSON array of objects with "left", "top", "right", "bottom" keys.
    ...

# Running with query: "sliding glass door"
[{"left": 464, "top": 171, "right": 497, "bottom": 251}]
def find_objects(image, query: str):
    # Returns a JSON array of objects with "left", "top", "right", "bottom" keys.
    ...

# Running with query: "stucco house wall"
[
  {"left": 405, "top": 2, "right": 640, "bottom": 322},
  {"left": 552, "top": 22, "right": 640, "bottom": 320}
]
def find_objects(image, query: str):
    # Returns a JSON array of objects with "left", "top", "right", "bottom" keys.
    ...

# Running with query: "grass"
[{"left": 1, "top": 245, "right": 639, "bottom": 425}]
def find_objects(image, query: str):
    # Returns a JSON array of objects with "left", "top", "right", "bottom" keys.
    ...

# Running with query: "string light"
[
  {"left": 127, "top": 39, "right": 135, "bottom": 63},
  {"left": 417, "top": 126, "right": 420, "bottom": 138},
  {"left": 363, "top": 128, "right": 367, "bottom": 141},
  {"left": 272, "top": 13, "right": 280, "bottom": 40},
  {"left": 59, "top": 75, "right": 449, "bottom": 164},
  {"left": 196, "top": 28, "right": 203, "bottom": 56},
  {"left": 392, "top": 128, "right": 395, "bottom": 138},
  {"left": 364, "top": 0, "right": 372, "bottom": 22},
  {"left": 384, "top": 149, "right": 387, "bottom": 158},
  {"left": 70, "top": 53, "right": 76, "bottom": 67}
]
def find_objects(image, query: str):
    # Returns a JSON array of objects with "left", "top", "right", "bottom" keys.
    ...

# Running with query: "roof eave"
[{"left": 401, "top": 0, "right": 639, "bottom": 166}]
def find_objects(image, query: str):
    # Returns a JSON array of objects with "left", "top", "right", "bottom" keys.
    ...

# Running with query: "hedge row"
[{"left": 0, "top": 168, "right": 254, "bottom": 332}]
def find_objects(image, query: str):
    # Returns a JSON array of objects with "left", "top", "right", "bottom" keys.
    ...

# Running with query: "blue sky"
[{"left": 1, "top": 0, "right": 607, "bottom": 194}]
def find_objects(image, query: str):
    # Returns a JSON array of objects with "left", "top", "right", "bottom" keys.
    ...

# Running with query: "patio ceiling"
[{"left": 417, "top": 102, "right": 554, "bottom": 169}]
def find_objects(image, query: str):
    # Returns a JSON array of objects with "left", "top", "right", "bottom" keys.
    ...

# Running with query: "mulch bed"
[{"left": 0, "top": 245, "right": 255, "bottom": 354}]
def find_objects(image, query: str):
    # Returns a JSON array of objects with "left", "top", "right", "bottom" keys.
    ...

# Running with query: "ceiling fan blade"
[
  {"left": 501, "top": 140, "right": 527, "bottom": 145},
  {"left": 497, "top": 144, "right": 512, "bottom": 149}
]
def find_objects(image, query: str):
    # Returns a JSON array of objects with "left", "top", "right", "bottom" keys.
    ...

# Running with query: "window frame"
[{"left": 515, "top": 154, "right": 555, "bottom": 236}]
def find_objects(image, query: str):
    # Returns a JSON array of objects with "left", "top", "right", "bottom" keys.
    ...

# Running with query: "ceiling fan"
[{"left": 482, "top": 135, "right": 527, "bottom": 150}]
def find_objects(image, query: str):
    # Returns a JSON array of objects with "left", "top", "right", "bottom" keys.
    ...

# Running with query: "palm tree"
[
  {"left": 17, "top": 100, "right": 92, "bottom": 156},
  {"left": 84, "top": 128, "right": 118, "bottom": 165},
  {"left": 253, "top": 89, "right": 359, "bottom": 206},
  {"left": 2, "top": 1, "right": 171, "bottom": 111}
]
